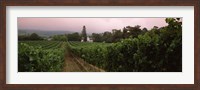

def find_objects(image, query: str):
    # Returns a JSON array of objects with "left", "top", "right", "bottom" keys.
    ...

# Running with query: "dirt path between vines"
[
  {"left": 63, "top": 51, "right": 85, "bottom": 72},
  {"left": 63, "top": 48, "right": 105, "bottom": 72}
]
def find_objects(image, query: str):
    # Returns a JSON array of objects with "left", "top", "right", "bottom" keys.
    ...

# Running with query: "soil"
[
  {"left": 63, "top": 48, "right": 105, "bottom": 72},
  {"left": 63, "top": 52, "right": 85, "bottom": 72}
]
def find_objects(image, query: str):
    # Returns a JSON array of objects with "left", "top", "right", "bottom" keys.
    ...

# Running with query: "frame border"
[{"left": 0, "top": 0, "right": 199, "bottom": 90}]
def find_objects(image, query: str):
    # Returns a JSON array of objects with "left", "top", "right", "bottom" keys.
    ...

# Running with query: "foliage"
[
  {"left": 67, "top": 32, "right": 81, "bottom": 41},
  {"left": 18, "top": 41, "right": 67, "bottom": 72},
  {"left": 111, "top": 29, "right": 123, "bottom": 42},
  {"left": 18, "top": 18, "right": 182, "bottom": 72},
  {"left": 18, "top": 33, "right": 43, "bottom": 41},
  {"left": 165, "top": 18, "right": 182, "bottom": 30},
  {"left": 69, "top": 18, "right": 182, "bottom": 72},
  {"left": 91, "top": 33, "right": 103, "bottom": 42},
  {"left": 102, "top": 31, "right": 112, "bottom": 43},
  {"left": 52, "top": 35, "right": 67, "bottom": 41},
  {"left": 69, "top": 41, "right": 110, "bottom": 69},
  {"left": 81, "top": 26, "right": 87, "bottom": 42},
  {"left": 90, "top": 25, "right": 144, "bottom": 43}
]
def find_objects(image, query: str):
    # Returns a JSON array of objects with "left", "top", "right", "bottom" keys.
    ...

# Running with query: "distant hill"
[{"left": 18, "top": 29, "right": 75, "bottom": 37}]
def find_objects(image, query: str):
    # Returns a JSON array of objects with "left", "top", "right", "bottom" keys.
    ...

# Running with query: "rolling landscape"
[{"left": 18, "top": 18, "right": 182, "bottom": 72}]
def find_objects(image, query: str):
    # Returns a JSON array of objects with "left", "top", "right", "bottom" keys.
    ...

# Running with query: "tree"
[
  {"left": 67, "top": 32, "right": 81, "bottom": 41},
  {"left": 102, "top": 31, "right": 112, "bottom": 43},
  {"left": 141, "top": 27, "right": 148, "bottom": 35},
  {"left": 153, "top": 26, "right": 159, "bottom": 30},
  {"left": 52, "top": 35, "right": 67, "bottom": 41},
  {"left": 18, "top": 33, "right": 43, "bottom": 41},
  {"left": 165, "top": 18, "right": 182, "bottom": 30},
  {"left": 18, "top": 35, "right": 29, "bottom": 41},
  {"left": 112, "top": 29, "right": 123, "bottom": 42},
  {"left": 122, "top": 27, "right": 129, "bottom": 39},
  {"left": 29, "top": 33, "right": 43, "bottom": 40},
  {"left": 92, "top": 33, "right": 103, "bottom": 42},
  {"left": 81, "top": 26, "right": 87, "bottom": 42},
  {"left": 142, "top": 28, "right": 148, "bottom": 32},
  {"left": 124, "top": 25, "right": 143, "bottom": 38}
]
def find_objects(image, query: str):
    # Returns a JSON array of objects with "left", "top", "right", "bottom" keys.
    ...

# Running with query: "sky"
[{"left": 18, "top": 18, "right": 168, "bottom": 33}]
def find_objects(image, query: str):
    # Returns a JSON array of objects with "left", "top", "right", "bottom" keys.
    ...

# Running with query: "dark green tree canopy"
[
  {"left": 81, "top": 26, "right": 87, "bottom": 42},
  {"left": 67, "top": 32, "right": 81, "bottom": 41},
  {"left": 18, "top": 33, "right": 43, "bottom": 41},
  {"left": 52, "top": 35, "right": 67, "bottom": 41}
]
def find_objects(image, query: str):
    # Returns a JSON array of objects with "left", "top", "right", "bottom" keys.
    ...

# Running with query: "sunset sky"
[{"left": 18, "top": 18, "right": 168, "bottom": 33}]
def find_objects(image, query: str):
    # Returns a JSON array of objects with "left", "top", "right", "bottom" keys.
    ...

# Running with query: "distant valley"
[{"left": 18, "top": 29, "right": 75, "bottom": 37}]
